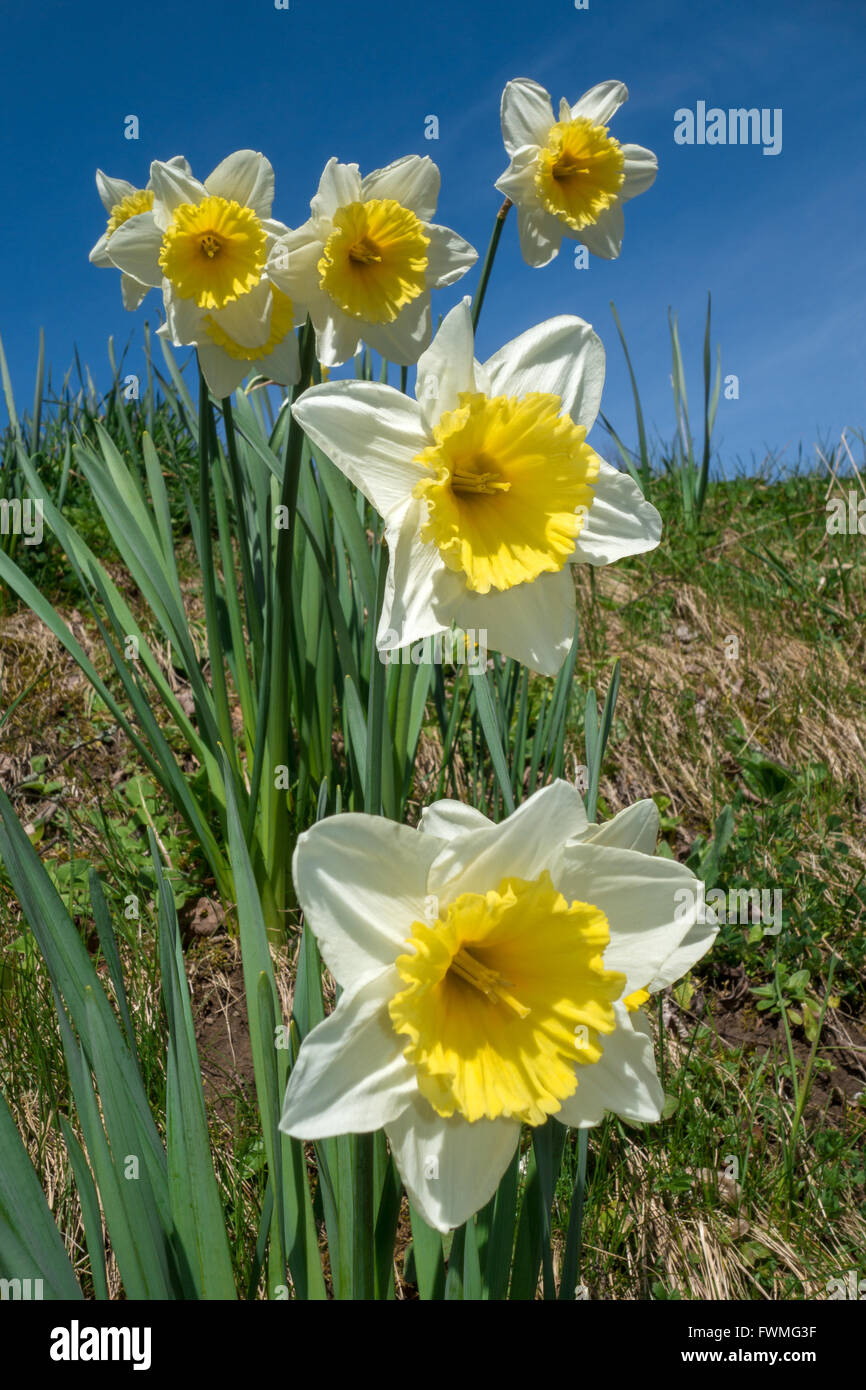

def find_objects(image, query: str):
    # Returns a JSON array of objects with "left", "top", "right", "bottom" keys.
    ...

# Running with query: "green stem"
[
  {"left": 364, "top": 549, "right": 389, "bottom": 817},
  {"left": 196, "top": 368, "right": 238, "bottom": 774},
  {"left": 471, "top": 199, "right": 512, "bottom": 333},
  {"left": 221, "top": 395, "right": 263, "bottom": 672},
  {"left": 262, "top": 320, "right": 316, "bottom": 928}
]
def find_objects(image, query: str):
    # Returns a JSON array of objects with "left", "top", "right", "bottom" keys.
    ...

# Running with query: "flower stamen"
[
  {"left": 450, "top": 458, "right": 512, "bottom": 496},
  {"left": 449, "top": 947, "right": 530, "bottom": 1019},
  {"left": 348, "top": 234, "right": 383, "bottom": 265}
]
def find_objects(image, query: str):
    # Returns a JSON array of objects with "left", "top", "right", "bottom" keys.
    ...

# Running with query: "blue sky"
[{"left": 1, "top": 0, "right": 864, "bottom": 473}]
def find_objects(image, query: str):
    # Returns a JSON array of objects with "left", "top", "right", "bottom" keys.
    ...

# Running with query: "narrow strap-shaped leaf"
[
  {"left": 88, "top": 870, "right": 138, "bottom": 1061},
  {"left": 154, "top": 834, "right": 237, "bottom": 1299},
  {"left": 444, "top": 1222, "right": 466, "bottom": 1299},
  {"left": 58, "top": 1115, "right": 109, "bottom": 1300},
  {"left": 558, "top": 1128, "right": 588, "bottom": 1300},
  {"left": 222, "top": 752, "right": 326, "bottom": 1299},
  {"left": 408, "top": 1205, "right": 446, "bottom": 1299},
  {"left": 470, "top": 671, "right": 516, "bottom": 815},
  {"left": 0, "top": 1091, "right": 82, "bottom": 1300},
  {"left": 484, "top": 1144, "right": 520, "bottom": 1299},
  {"left": 585, "top": 660, "right": 621, "bottom": 821}
]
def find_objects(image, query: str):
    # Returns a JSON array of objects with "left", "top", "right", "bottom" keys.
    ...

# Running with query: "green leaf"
[
  {"left": 0, "top": 1091, "right": 82, "bottom": 1300},
  {"left": 470, "top": 671, "right": 516, "bottom": 815},
  {"left": 408, "top": 1206, "right": 446, "bottom": 1299},
  {"left": 154, "top": 833, "right": 237, "bottom": 1299}
]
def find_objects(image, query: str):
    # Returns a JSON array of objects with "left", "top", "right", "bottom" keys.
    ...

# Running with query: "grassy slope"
[{"left": 0, "top": 438, "right": 864, "bottom": 1298}]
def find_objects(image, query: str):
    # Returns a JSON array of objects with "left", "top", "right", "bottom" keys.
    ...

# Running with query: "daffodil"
[
  {"left": 101, "top": 151, "right": 300, "bottom": 396},
  {"left": 280, "top": 781, "right": 716, "bottom": 1232},
  {"left": 89, "top": 156, "right": 192, "bottom": 310},
  {"left": 495, "top": 78, "right": 658, "bottom": 266},
  {"left": 291, "top": 298, "right": 661, "bottom": 674},
  {"left": 267, "top": 156, "right": 477, "bottom": 367}
]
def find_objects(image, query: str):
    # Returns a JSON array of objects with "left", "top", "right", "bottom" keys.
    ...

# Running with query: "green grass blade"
[
  {"left": 31, "top": 327, "right": 45, "bottom": 453},
  {"left": 609, "top": 301, "right": 651, "bottom": 495}
]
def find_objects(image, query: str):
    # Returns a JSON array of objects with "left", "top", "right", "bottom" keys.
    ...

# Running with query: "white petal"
[
  {"left": 292, "top": 380, "right": 428, "bottom": 517},
  {"left": 149, "top": 160, "right": 206, "bottom": 229},
  {"left": 500, "top": 77, "right": 555, "bottom": 156},
  {"left": 571, "top": 458, "right": 662, "bottom": 565},
  {"left": 415, "top": 297, "right": 477, "bottom": 429},
  {"left": 292, "top": 813, "right": 443, "bottom": 987},
  {"left": 378, "top": 500, "right": 465, "bottom": 650},
  {"left": 361, "top": 294, "right": 431, "bottom": 366},
  {"left": 120, "top": 274, "right": 149, "bottom": 312},
  {"left": 205, "top": 150, "right": 274, "bottom": 219},
  {"left": 557, "top": 1003, "right": 663, "bottom": 1126},
  {"left": 571, "top": 80, "right": 629, "bottom": 126},
  {"left": 95, "top": 171, "right": 135, "bottom": 213},
  {"left": 452, "top": 566, "right": 577, "bottom": 676},
  {"left": 419, "top": 801, "right": 493, "bottom": 840},
  {"left": 279, "top": 968, "right": 416, "bottom": 1138},
  {"left": 309, "top": 303, "right": 363, "bottom": 368},
  {"left": 258, "top": 329, "right": 301, "bottom": 387},
  {"left": 208, "top": 280, "right": 272, "bottom": 349},
  {"left": 194, "top": 341, "right": 249, "bottom": 397},
  {"left": 165, "top": 292, "right": 206, "bottom": 346},
  {"left": 423, "top": 223, "right": 478, "bottom": 288},
  {"left": 494, "top": 146, "right": 541, "bottom": 209},
  {"left": 574, "top": 201, "right": 625, "bottom": 260},
  {"left": 260, "top": 217, "right": 290, "bottom": 247},
  {"left": 556, "top": 842, "right": 702, "bottom": 997},
  {"left": 483, "top": 315, "right": 605, "bottom": 432},
  {"left": 386, "top": 1096, "right": 520, "bottom": 1232},
  {"left": 473, "top": 359, "right": 494, "bottom": 396},
  {"left": 515, "top": 205, "right": 564, "bottom": 267},
  {"left": 648, "top": 917, "right": 719, "bottom": 994},
  {"left": 157, "top": 155, "right": 193, "bottom": 179},
  {"left": 311, "top": 157, "right": 363, "bottom": 222},
  {"left": 361, "top": 155, "right": 440, "bottom": 221},
  {"left": 268, "top": 223, "right": 323, "bottom": 301},
  {"left": 102, "top": 211, "right": 163, "bottom": 287},
  {"left": 620, "top": 144, "right": 658, "bottom": 202},
  {"left": 89, "top": 231, "right": 112, "bottom": 267},
  {"left": 577, "top": 799, "right": 660, "bottom": 855},
  {"left": 427, "top": 779, "right": 588, "bottom": 904}
]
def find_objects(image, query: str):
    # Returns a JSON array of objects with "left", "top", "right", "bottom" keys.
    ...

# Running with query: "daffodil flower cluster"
[
  {"left": 87, "top": 78, "right": 711, "bottom": 1243},
  {"left": 90, "top": 150, "right": 477, "bottom": 394}
]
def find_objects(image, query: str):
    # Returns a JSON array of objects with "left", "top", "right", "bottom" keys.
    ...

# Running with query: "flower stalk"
[{"left": 471, "top": 198, "right": 512, "bottom": 331}]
